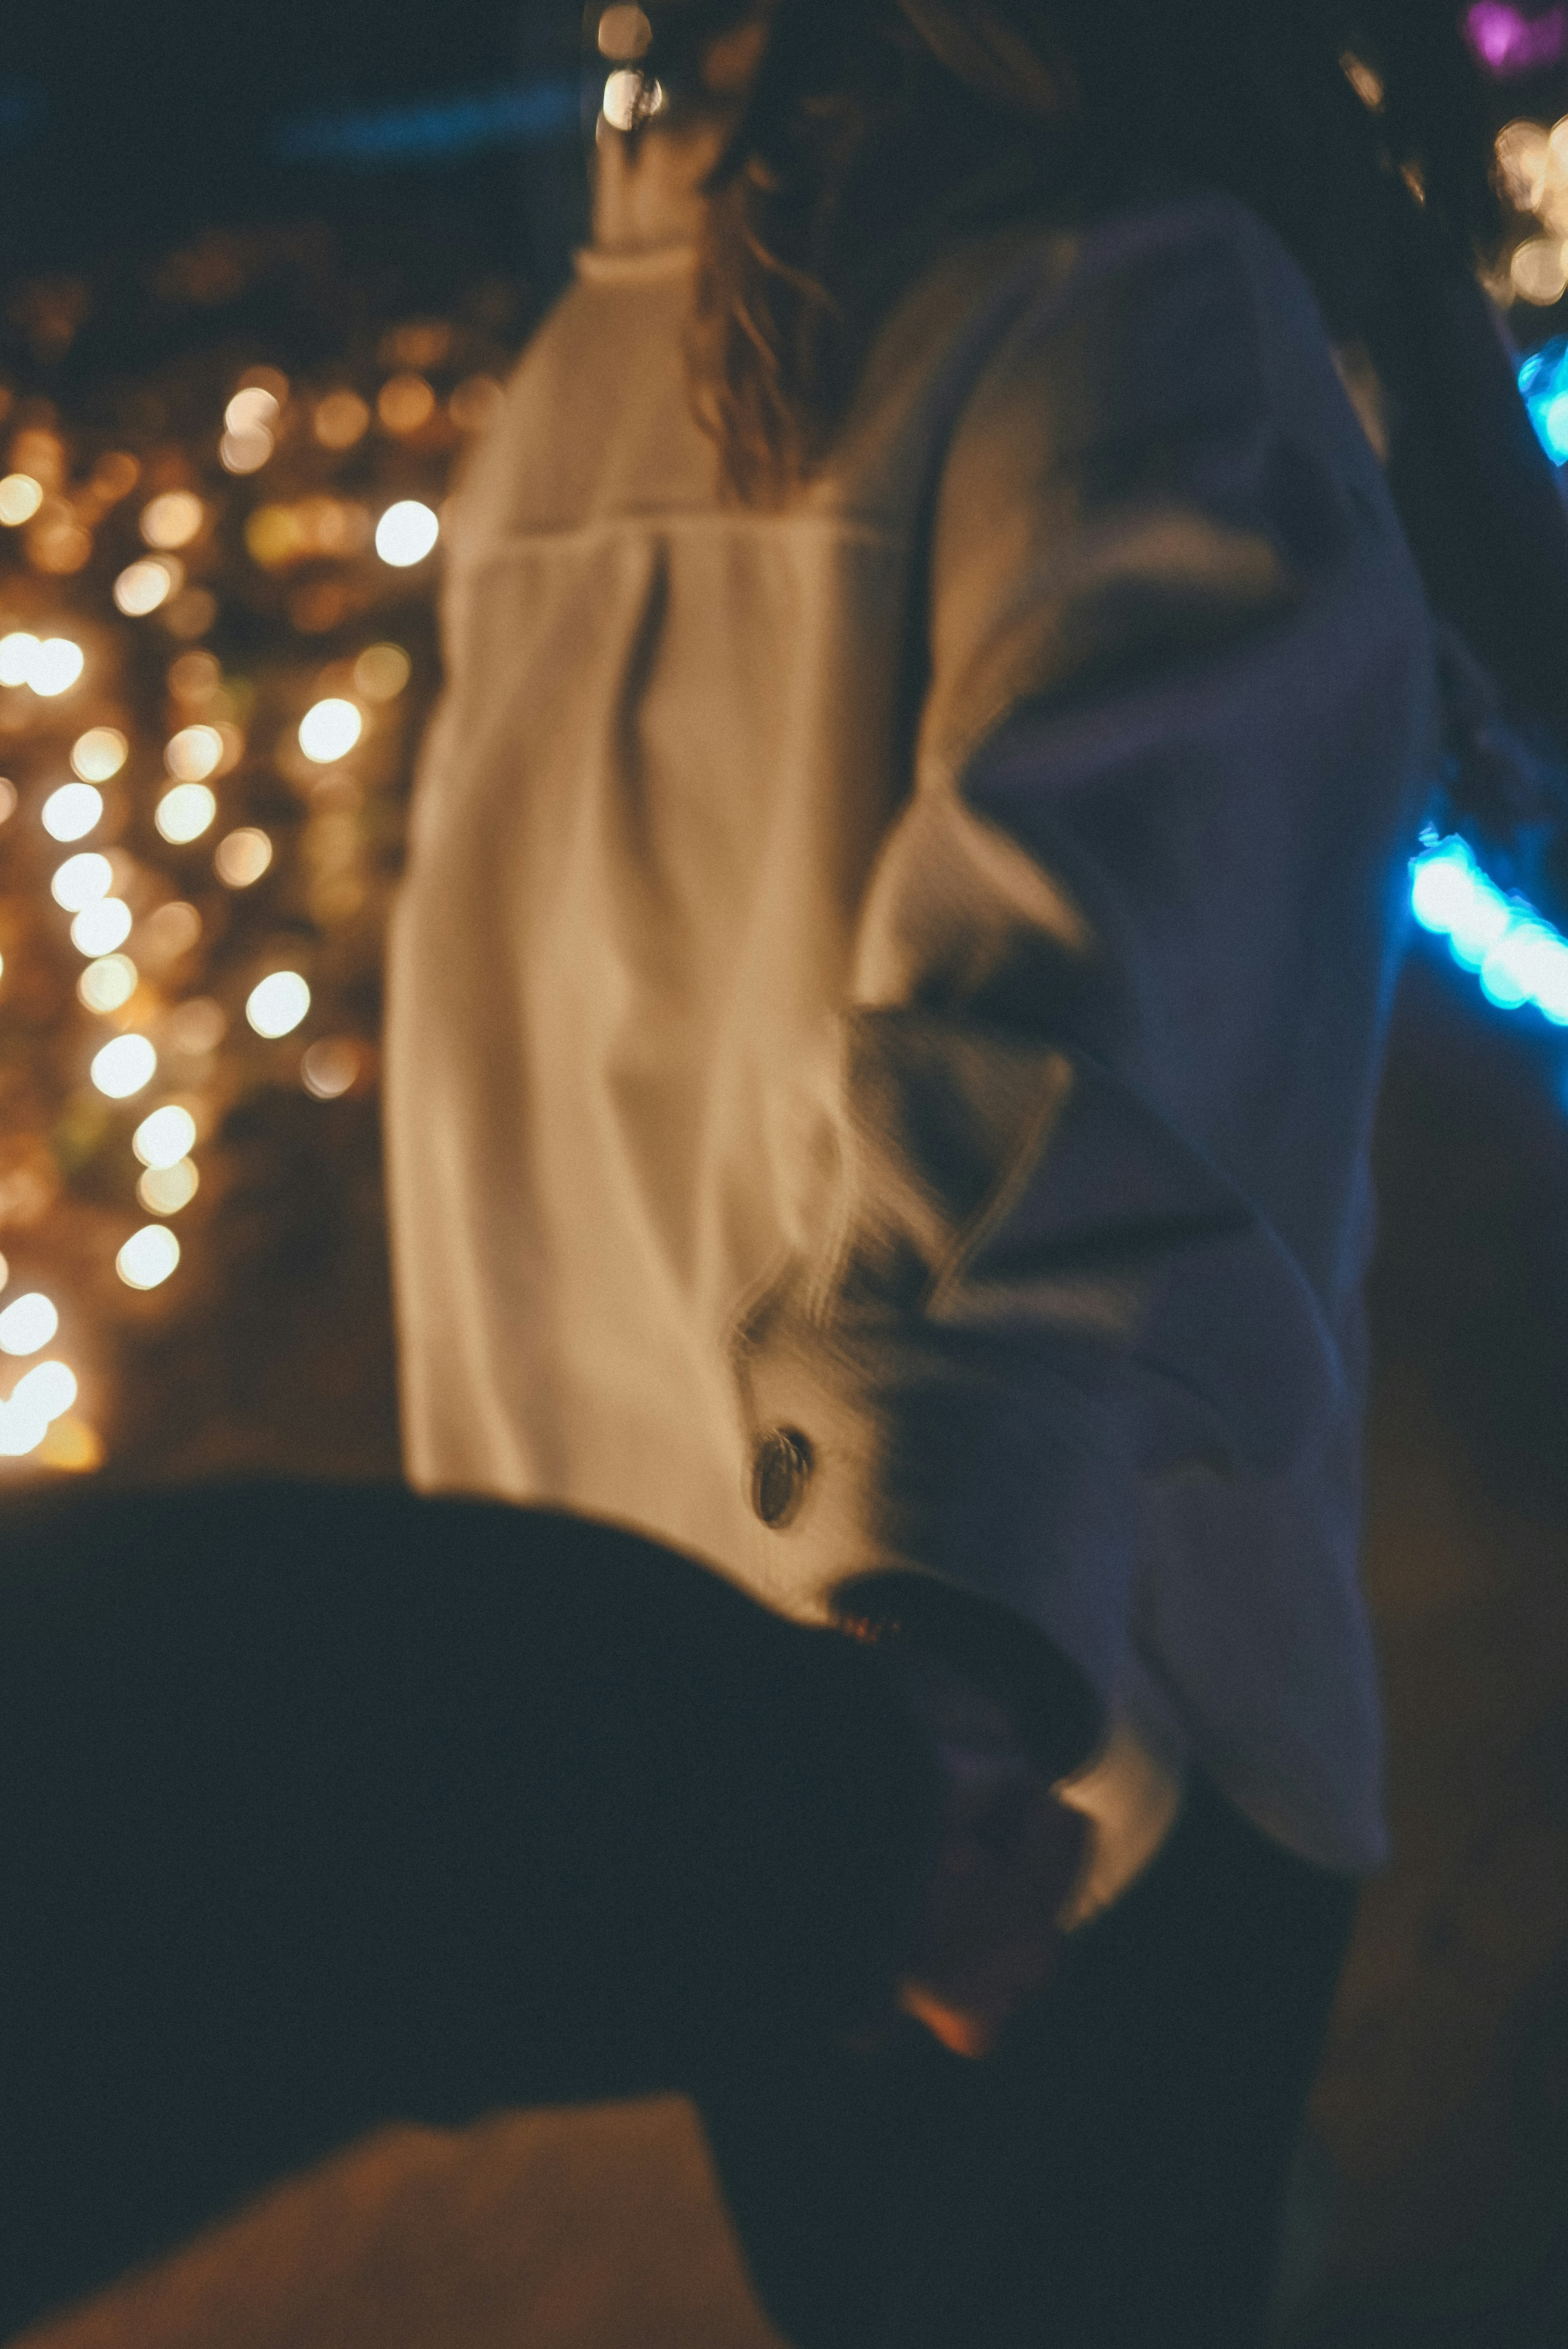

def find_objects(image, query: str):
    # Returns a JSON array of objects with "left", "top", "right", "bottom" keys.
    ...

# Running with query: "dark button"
[{"left": 751, "top": 1426, "right": 813, "bottom": 1529}]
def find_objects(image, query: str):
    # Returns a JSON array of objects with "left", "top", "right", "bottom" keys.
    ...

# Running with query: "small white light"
[
  {"left": 116, "top": 1224, "right": 180, "bottom": 1290},
  {"left": 155, "top": 783, "right": 217, "bottom": 844},
  {"left": 41, "top": 782, "right": 103, "bottom": 842},
  {"left": 71, "top": 727, "right": 128, "bottom": 782},
  {"left": 71, "top": 898, "right": 132, "bottom": 955},
  {"left": 51, "top": 852, "right": 114, "bottom": 912},
  {"left": 133, "top": 1105, "right": 197, "bottom": 1168},
  {"left": 0, "top": 631, "right": 38, "bottom": 686},
  {"left": 220, "top": 426, "right": 274, "bottom": 475},
  {"left": 601, "top": 68, "right": 665, "bottom": 130},
  {"left": 91, "top": 1032, "right": 157, "bottom": 1099},
  {"left": 0, "top": 473, "right": 44, "bottom": 525},
  {"left": 11, "top": 1358, "right": 77, "bottom": 1421},
  {"left": 29, "top": 639, "right": 85, "bottom": 698},
  {"left": 164, "top": 723, "right": 224, "bottom": 781},
  {"left": 298, "top": 697, "right": 363, "bottom": 762},
  {"left": 77, "top": 954, "right": 138, "bottom": 1013},
  {"left": 114, "top": 557, "right": 180, "bottom": 616},
  {"left": 0, "top": 1398, "right": 47, "bottom": 1456},
  {"left": 246, "top": 970, "right": 310, "bottom": 1038},
  {"left": 374, "top": 500, "right": 439, "bottom": 567},
  {"left": 214, "top": 827, "right": 272, "bottom": 887},
  {"left": 140, "top": 491, "right": 204, "bottom": 550},
  {"left": 0, "top": 1291, "right": 58, "bottom": 1355},
  {"left": 137, "top": 1157, "right": 198, "bottom": 1214}
]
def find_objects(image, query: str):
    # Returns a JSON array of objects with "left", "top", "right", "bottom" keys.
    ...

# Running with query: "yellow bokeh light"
[
  {"left": 114, "top": 557, "right": 180, "bottom": 616},
  {"left": 0, "top": 472, "right": 44, "bottom": 525},
  {"left": 51, "top": 852, "right": 114, "bottom": 912},
  {"left": 133, "top": 1104, "right": 198, "bottom": 1168},
  {"left": 220, "top": 426, "right": 274, "bottom": 475},
  {"left": 71, "top": 726, "right": 128, "bottom": 782},
  {"left": 214, "top": 826, "right": 272, "bottom": 887},
  {"left": 38, "top": 1414, "right": 102, "bottom": 1471},
  {"left": 298, "top": 696, "right": 363, "bottom": 761},
  {"left": 138, "top": 900, "right": 201, "bottom": 963},
  {"left": 598, "top": 4, "right": 652, "bottom": 58},
  {"left": 41, "top": 783, "right": 102, "bottom": 842},
  {"left": 374, "top": 500, "right": 439, "bottom": 567},
  {"left": 140, "top": 490, "right": 205, "bottom": 550},
  {"left": 1510, "top": 236, "right": 1568, "bottom": 304},
  {"left": 77, "top": 953, "right": 138, "bottom": 1013},
  {"left": 116, "top": 1224, "right": 180, "bottom": 1290},
  {"left": 377, "top": 373, "right": 436, "bottom": 434},
  {"left": 0, "top": 1291, "right": 57, "bottom": 1354},
  {"left": 246, "top": 969, "right": 310, "bottom": 1037},
  {"left": 137, "top": 1156, "right": 198, "bottom": 1215},
  {"left": 155, "top": 783, "right": 217, "bottom": 844},
  {"left": 165, "top": 996, "right": 225, "bottom": 1054},
  {"left": 314, "top": 389, "right": 371, "bottom": 449},
  {"left": 164, "top": 723, "right": 223, "bottom": 781},
  {"left": 71, "top": 897, "right": 132, "bottom": 955},
  {"left": 352, "top": 642, "right": 410, "bottom": 701},
  {"left": 91, "top": 1032, "right": 157, "bottom": 1099},
  {"left": 29, "top": 638, "right": 85, "bottom": 698}
]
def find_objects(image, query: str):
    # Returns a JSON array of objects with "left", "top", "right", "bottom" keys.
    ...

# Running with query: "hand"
[{"left": 891, "top": 1659, "right": 1090, "bottom": 2059}]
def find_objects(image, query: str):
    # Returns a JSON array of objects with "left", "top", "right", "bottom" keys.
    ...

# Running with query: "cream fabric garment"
[{"left": 386, "top": 127, "right": 1439, "bottom": 1878}]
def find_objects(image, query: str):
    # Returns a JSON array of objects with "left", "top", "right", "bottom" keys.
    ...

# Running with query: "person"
[{"left": 8, "top": 5, "right": 1564, "bottom": 2346}]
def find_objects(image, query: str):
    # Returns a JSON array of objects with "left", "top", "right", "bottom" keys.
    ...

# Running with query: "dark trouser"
[{"left": 0, "top": 1482, "right": 1356, "bottom": 2348}]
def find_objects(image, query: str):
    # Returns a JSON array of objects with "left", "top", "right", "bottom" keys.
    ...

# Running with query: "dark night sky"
[{"left": 0, "top": 1, "right": 572, "bottom": 275}]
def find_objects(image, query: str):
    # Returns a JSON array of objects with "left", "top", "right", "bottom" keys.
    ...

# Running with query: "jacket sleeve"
[{"left": 731, "top": 198, "right": 1435, "bottom": 1744}]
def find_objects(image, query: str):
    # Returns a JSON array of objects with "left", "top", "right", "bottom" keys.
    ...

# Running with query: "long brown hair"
[{"left": 621, "top": 0, "right": 1568, "bottom": 805}]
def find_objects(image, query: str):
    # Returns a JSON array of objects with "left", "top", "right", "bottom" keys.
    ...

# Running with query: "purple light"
[{"left": 1463, "top": 2, "right": 1568, "bottom": 76}]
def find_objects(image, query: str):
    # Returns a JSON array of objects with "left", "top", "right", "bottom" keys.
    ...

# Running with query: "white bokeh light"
[
  {"left": 246, "top": 970, "right": 310, "bottom": 1038},
  {"left": 298, "top": 697, "right": 363, "bottom": 762},
  {"left": 133, "top": 1104, "right": 197, "bottom": 1168},
  {"left": 374, "top": 500, "right": 439, "bottom": 567},
  {"left": 0, "top": 1291, "right": 58, "bottom": 1355},
  {"left": 71, "top": 897, "right": 132, "bottom": 956},
  {"left": 77, "top": 954, "right": 138, "bottom": 1013},
  {"left": 114, "top": 557, "right": 180, "bottom": 616},
  {"left": 117, "top": 1224, "right": 180, "bottom": 1290},
  {"left": 164, "top": 724, "right": 223, "bottom": 781},
  {"left": 137, "top": 1157, "right": 198, "bottom": 1214},
  {"left": 91, "top": 1032, "right": 157, "bottom": 1099},
  {"left": 41, "top": 783, "right": 103, "bottom": 842},
  {"left": 214, "top": 827, "right": 272, "bottom": 887},
  {"left": 51, "top": 852, "right": 114, "bottom": 912},
  {"left": 29, "top": 639, "right": 85, "bottom": 698},
  {"left": 155, "top": 784, "right": 217, "bottom": 844},
  {"left": 71, "top": 727, "right": 128, "bottom": 782}
]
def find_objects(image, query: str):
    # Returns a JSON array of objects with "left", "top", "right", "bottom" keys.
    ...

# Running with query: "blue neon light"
[
  {"left": 1410, "top": 830, "right": 1568, "bottom": 1019},
  {"left": 1520, "top": 338, "right": 1568, "bottom": 467},
  {"left": 276, "top": 77, "right": 581, "bottom": 166}
]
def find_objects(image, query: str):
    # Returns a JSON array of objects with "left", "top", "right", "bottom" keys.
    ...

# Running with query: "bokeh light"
[
  {"left": 134, "top": 1105, "right": 198, "bottom": 1168},
  {"left": 598, "top": 5, "right": 653, "bottom": 58},
  {"left": 0, "top": 472, "right": 44, "bottom": 525},
  {"left": 165, "top": 996, "right": 225, "bottom": 1054},
  {"left": 71, "top": 897, "right": 132, "bottom": 955},
  {"left": 114, "top": 557, "right": 182, "bottom": 616},
  {"left": 214, "top": 826, "right": 272, "bottom": 886},
  {"left": 155, "top": 783, "right": 217, "bottom": 843},
  {"left": 374, "top": 500, "right": 439, "bottom": 566},
  {"left": 11, "top": 1358, "right": 76, "bottom": 1421},
  {"left": 246, "top": 970, "right": 310, "bottom": 1037},
  {"left": 77, "top": 954, "right": 138, "bottom": 1013},
  {"left": 116, "top": 1225, "right": 180, "bottom": 1290},
  {"left": 51, "top": 852, "right": 113, "bottom": 912},
  {"left": 91, "top": 1032, "right": 157, "bottom": 1098},
  {"left": 138, "top": 900, "right": 201, "bottom": 963},
  {"left": 0, "top": 631, "right": 37, "bottom": 686},
  {"left": 301, "top": 1036, "right": 362, "bottom": 1098},
  {"left": 377, "top": 373, "right": 436, "bottom": 434},
  {"left": 41, "top": 783, "right": 103, "bottom": 842},
  {"left": 140, "top": 490, "right": 205, "bottom": 549},
  {"left": 71, "top": 727, "right": 128, "bottom": 782},
  {"left": 0, "top": 779, "right": 15, "bottom": 822},
  {"left": 298, "top": 696, "right": 363, "bottom": 761},
  {"left": 164, "top": 723, "right": 224, "bottom": 781},
  {"left": 137, "top": 1156, "right": 198, "bottom": 1214},
  {"left": 29, "top": 638, "right": 85, "bottom": 698},
  {"left": 0, "top": 1291, "right": 58, "bottom": 1354},
  {"left": 314, "top": 389, "right": 370, "bottom": 449},
  {"left": 1410, "top": 833, "right": 1568, "bottom": 1024},
  {"left": 352, "top": 642, "right": 410, "bottom": 700}
]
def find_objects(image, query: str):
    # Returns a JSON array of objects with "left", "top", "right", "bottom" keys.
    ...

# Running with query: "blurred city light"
[
  {"left": 246, "top": 970, "right": 310, "bottom": 1037},
  {"left": 91, "top": 1033, "right": 157, "bottom": 1098},
  {"left": 71, "top": 898, "right": 132, "bottom": 955},
  {"left": 374, "top": 500, "right": 438, "bottom": 566},
  {"left": 214, "top": 827, "right": 272, "bottom": 887},
  {"left": 137, "top": 1157, "right": 198, "bottom": 1214},
  {"left": 140, "top": 491, "right": 205, "bottom": 550},
  {"left": 116, "top": 1225, "right": 180, "bottom": 1290},
  {"left": 0, "top": 1292, "right": 57, "bottom": 1354},
  {"left": 298, "top": 696, "right": 363, "bottom": 760},
  {"left": 1410, "top": 832, "right": 1568, "bottom": 1021},
  {"left": 133, "top": 1105, "right": 198, "bottom": 1169},
  {"left": 41, "top": 784, "right": 102, "bottom": 842},
  {"left": 114, "top": 557, "right": 181, "bottom": 615},
  {"left": 0, "top": 472, "right": 43, "bottom": 524},
  {"left": 51, "top": 852, "right": 113, "bottom": 911},
  {"left": 155, "top": 783, "right": 217, "bottom": 844},
  {"left": 78, "top": 954, "right": 138, "bottom": 1012},
  {"left": 71, "top": 727, "right": 128, "bottom": 782}
]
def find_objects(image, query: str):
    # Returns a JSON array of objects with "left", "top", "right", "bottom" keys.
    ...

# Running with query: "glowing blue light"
[
  {"left": 276, "top": 77, "right": 581, "bottom": 166},
  {"left": 1519, "top": 339, "right": 1568, "bottom": 468},
  {"left": 1410, "top": 832, "right": 1568, "bottom": 1027}
]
